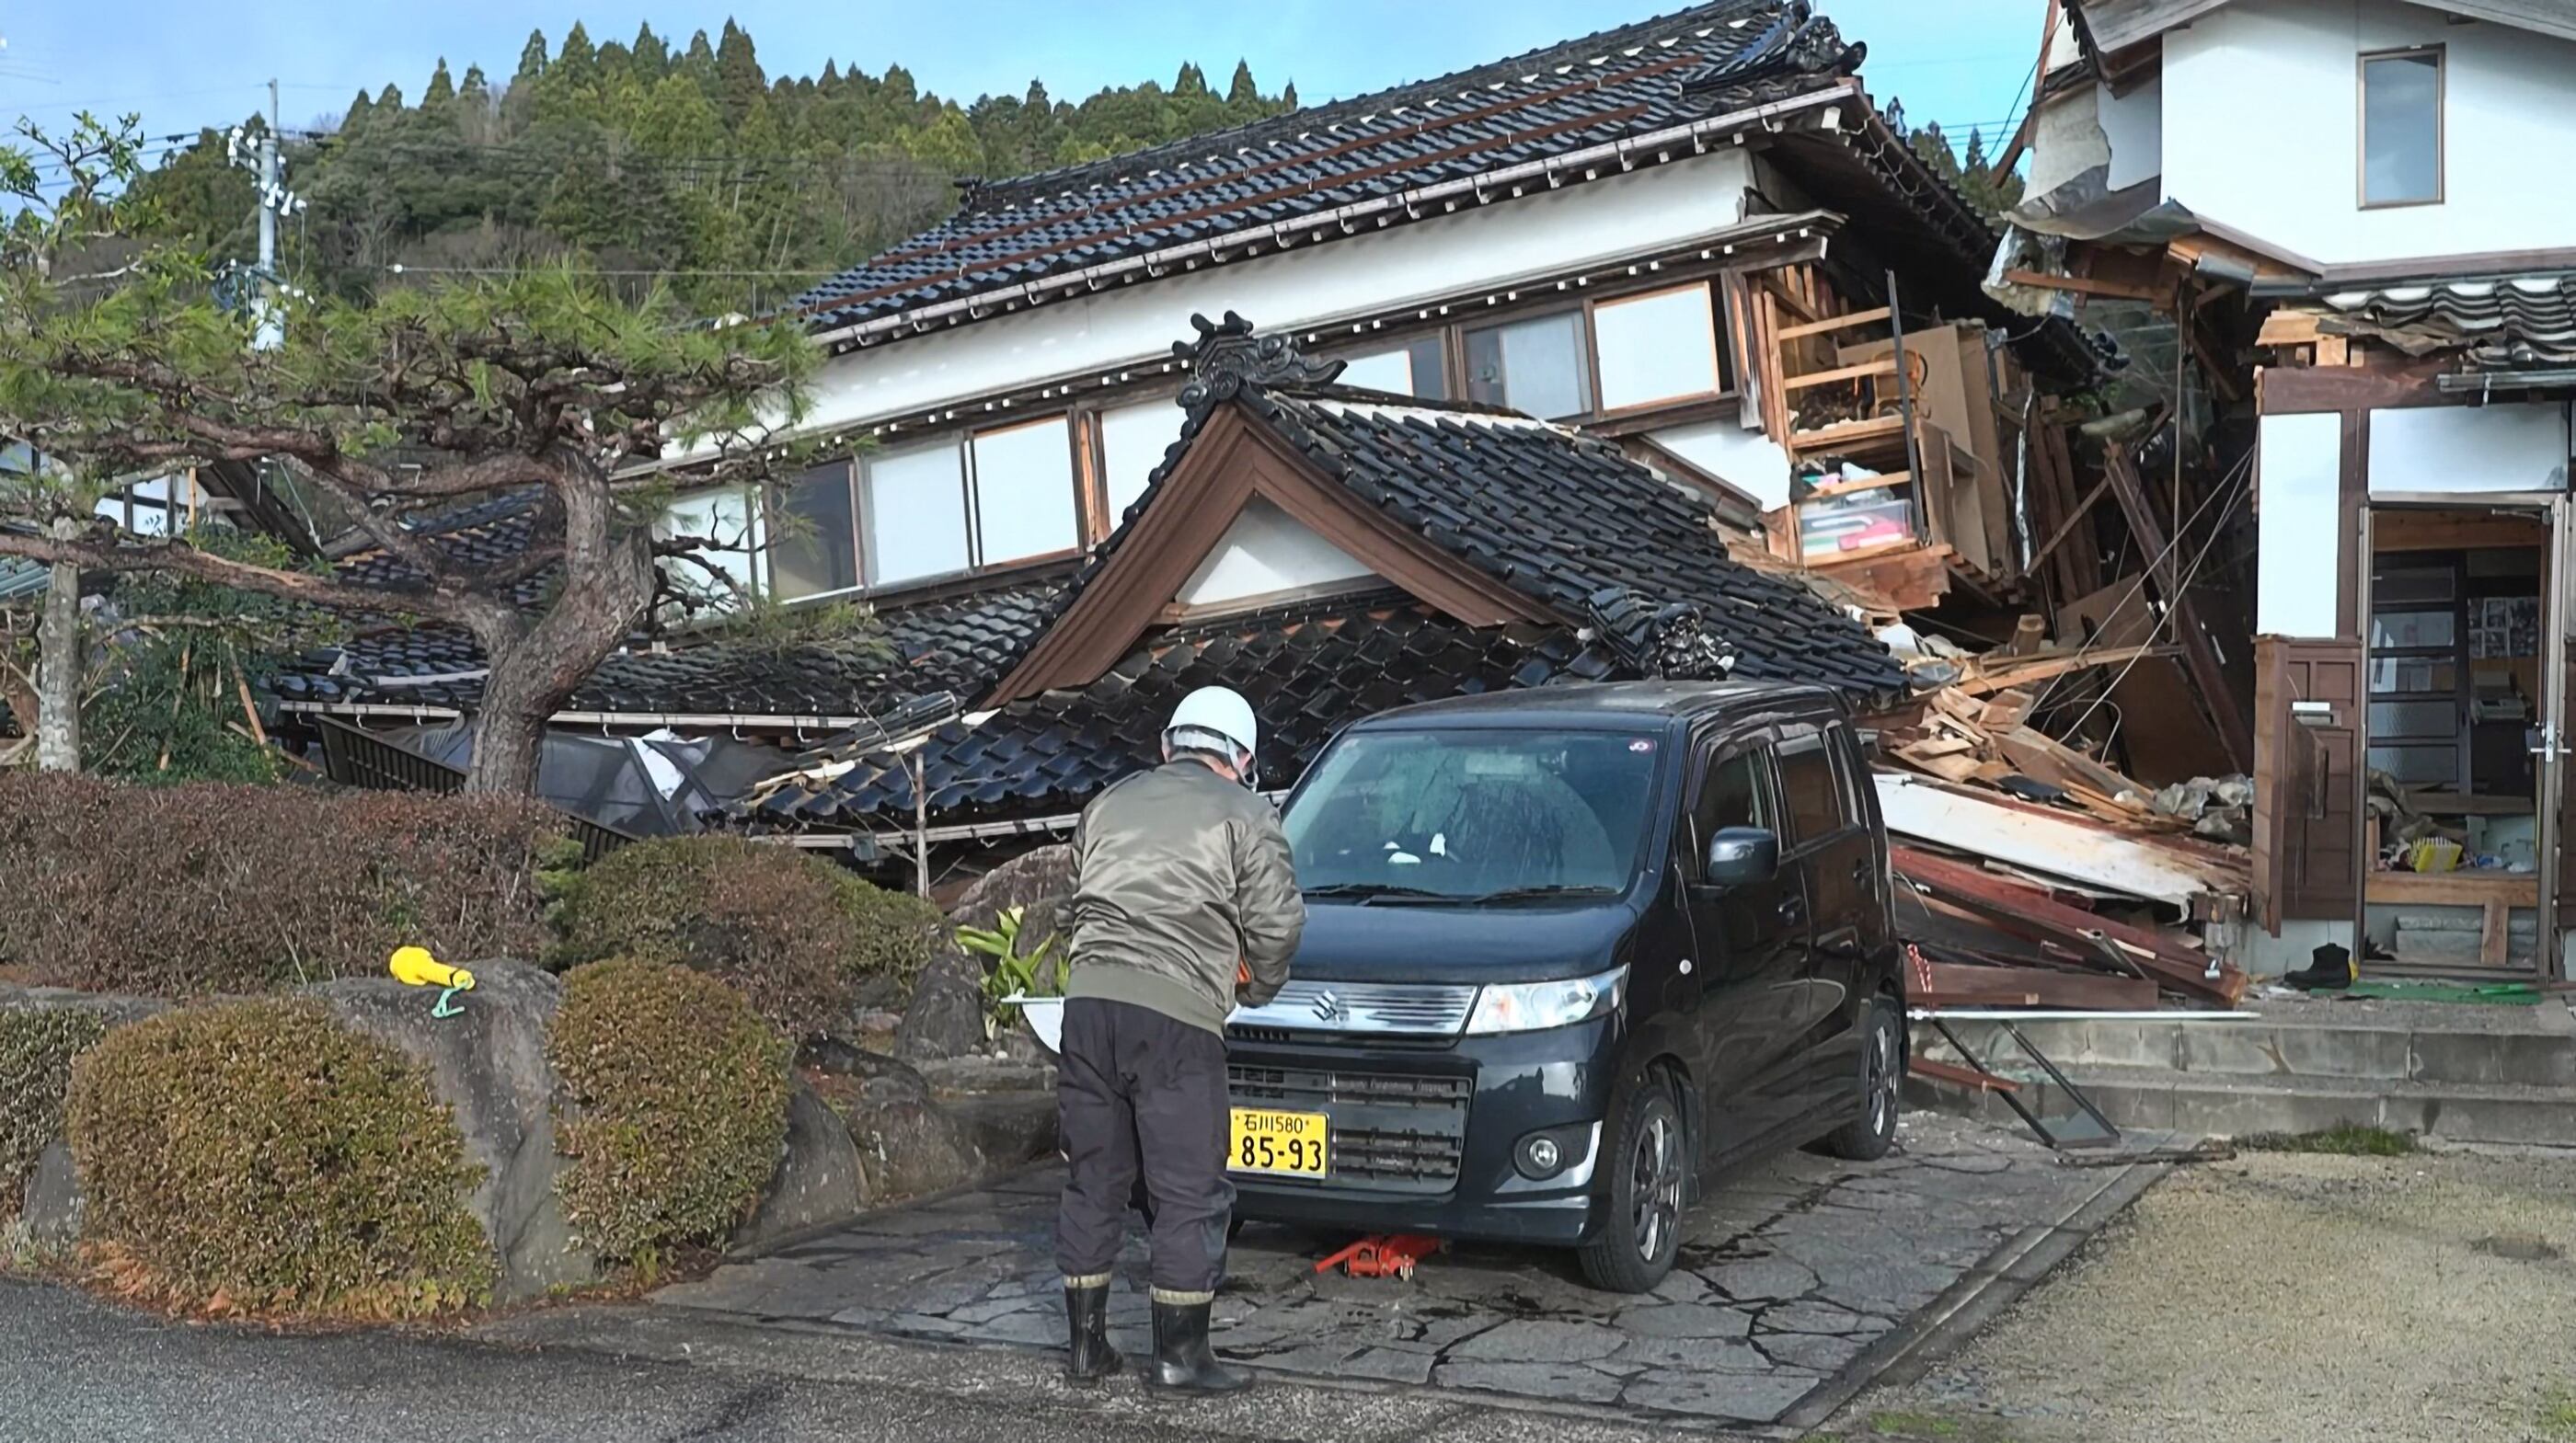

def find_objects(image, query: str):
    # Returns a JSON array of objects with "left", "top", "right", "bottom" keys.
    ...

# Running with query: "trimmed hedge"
[
  {"left": 548, "top": 836, "right": 946, "bottom": 1040},
  {"left": 0, "top": 773, "right": 562, "bottom": 996},
  {"left": 547, "top": 960, "right": 791, "bottom": 1271},
  {"left": 0, "top": 1008, "right": 109, "bottom": 1220},
  {"left": 64, "top": 999, "right": 492, "bottom": 1317}
]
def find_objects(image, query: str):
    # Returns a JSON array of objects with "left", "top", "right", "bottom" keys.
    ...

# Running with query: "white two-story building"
[{"left": 2007, "top": 0, "right": 2576, "bottom": 978}]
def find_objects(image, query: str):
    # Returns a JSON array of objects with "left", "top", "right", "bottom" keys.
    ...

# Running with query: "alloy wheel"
[
  {"left": 1630, "top": 1110, "right": 1684, "bottom": 1263},
  {"left": 1867, "top": 1016, "right": 1898, "bottom": 1136}
]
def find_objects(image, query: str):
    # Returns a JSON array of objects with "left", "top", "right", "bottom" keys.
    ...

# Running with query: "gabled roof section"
[
  {"left": 2076, "top": 0, "right": 2576, "bottom": 52},
  {"left": 992, "top": 314, "right": 1903, "bottom": 706},
  {"left": 785, "top": 1, "right": 1862, "bottom": 338}
]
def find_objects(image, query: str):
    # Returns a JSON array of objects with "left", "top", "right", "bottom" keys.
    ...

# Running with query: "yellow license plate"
[{"left": 1228, "top": 1107, "right": 1329, "bottom": 1176}]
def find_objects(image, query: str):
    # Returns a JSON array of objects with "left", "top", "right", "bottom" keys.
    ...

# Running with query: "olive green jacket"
[{"left": 1064, "top": 761, "right": 1305, "bottom": 1036}]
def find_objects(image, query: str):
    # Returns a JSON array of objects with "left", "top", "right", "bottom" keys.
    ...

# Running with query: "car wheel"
[
  {"left": 1577, "top": 1074, "right": 1685, "bottom": 1293},
  {"left": 1819, "top": 995, "right": 1902, "bottom": 1162}
]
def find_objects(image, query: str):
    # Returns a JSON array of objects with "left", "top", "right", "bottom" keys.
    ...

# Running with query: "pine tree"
[
  {"left": 423, "top": 59, "right": 455, "bottom": 106},
  {"left": 375, "top": 84, "right": 404, "bottom": 110},
  {"left": 460, "top": 64, "right": 490, "bottom": 100},
  {"left": 631, "top": 23, "right": 671, "bottom": 76},
  {"left": 1282, "top": 80, "right": 1300, "bottom": 109},
  {"left": 557, "top": 22, "right": 597, "bottom": 84},
  {"left": 344, "top": 88, "right": 375, "bottom": 131},
  {"left": 1174, "top": 62, "right": 1210, "bottom": 97},
  {"left": 513, "top": 29, "right": 547, "bottom": 85},
  {"left": 1227, "top": 60, "right": 1258, "bottom": 107},
  {"left": 716, "top": 19, "right": 766, "bottom": 128}
]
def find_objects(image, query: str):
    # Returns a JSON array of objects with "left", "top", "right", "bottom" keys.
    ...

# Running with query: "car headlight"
[{"left": 1464, "top": 966, "right": 1627, "bottom": 1036}]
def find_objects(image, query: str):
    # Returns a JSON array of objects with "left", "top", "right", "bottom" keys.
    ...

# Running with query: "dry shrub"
[
  {"left": 0, "top": 773, "right": 562, "bottom": 995},
  {"left": 548, "top": 836, "right": 945, "bottom": 1039},
  {"left": 64, "top": 999, "right": 492, "bottom": 1318},
  {"left": 547, "top": 959, "right": 790, "bottom": 1273}
]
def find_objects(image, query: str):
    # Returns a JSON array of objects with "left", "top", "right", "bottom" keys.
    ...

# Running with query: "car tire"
[
  {"left": 1818, "top": 995, "right": 1902, "bottom": 1162},
  {"left": 1577, "top": 1072, "right": 1686, "bottom": 1294}
]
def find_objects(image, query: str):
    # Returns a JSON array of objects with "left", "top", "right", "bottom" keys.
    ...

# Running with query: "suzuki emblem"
[{"left": 1311, "top": 990, "right": 1347, "bottom": 1025}]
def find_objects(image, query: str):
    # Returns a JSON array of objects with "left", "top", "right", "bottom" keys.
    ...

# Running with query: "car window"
[
  {"left": 1282, "top": 727, "right": 1660, "bottom": 897},
  {"left": 1690, "top": 745, "right": 1776, "bottom": 880},
  {"left": 1826, "top": 723, "right": 1869, "bottom": 829},
  {"left": 1776, "top": 729, "right": 1844, "bottom": 848}
]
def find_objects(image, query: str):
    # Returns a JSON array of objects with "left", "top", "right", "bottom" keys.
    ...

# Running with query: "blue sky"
[{"left": 2, "top": 1, "right": 2044, "bottom": 156}]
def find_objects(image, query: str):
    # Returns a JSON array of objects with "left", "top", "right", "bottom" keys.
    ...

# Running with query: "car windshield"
[{"left": 1282, "top": 727, "right": 1661, "bottom": 900}]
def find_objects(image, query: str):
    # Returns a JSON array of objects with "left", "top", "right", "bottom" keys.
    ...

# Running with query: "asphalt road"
[{"left": 0, "top": 1279, "right": 1705, "bottom": 1443}]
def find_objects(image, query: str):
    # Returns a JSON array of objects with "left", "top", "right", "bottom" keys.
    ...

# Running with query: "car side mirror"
[{"left": 1703, "top": 826, "right": 1779, "bottom": 887}]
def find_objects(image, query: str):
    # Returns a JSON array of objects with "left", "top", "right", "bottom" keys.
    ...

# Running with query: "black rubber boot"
[
  {"left": 2284, "top": 942, "right": 2357, "bottom": 991},
  {"left": 1063, "top": 1282, "right": 1121, "bottom": 1385},
  {"left": 1143, "top": 1299, "right": 1246, "bottom": 1393}
]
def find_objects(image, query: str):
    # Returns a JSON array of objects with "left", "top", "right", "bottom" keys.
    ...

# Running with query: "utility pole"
[{"left": 254, "top": 79, "right": 281, "bottom": 349}]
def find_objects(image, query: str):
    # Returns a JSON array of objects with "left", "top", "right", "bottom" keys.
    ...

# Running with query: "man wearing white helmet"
[{"left": 1053, "top": 684, "right": 1304, "bottom": 1393}]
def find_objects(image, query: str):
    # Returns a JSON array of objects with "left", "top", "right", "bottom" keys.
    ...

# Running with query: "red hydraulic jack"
[{"left": 1314, "top": 1234, "right": 1443, "bottom": 1280}]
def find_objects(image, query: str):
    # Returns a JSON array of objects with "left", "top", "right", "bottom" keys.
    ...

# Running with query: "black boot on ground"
[
  {"left": 1063, "top": 1281, "right": 1121, "bottom": 1385},
  {"left": 2283, "top": 942, "right": 2357, "bottom": 991},
  {"left": 1143, "top": 1299, "right": 1246, "bottom": 1393}
]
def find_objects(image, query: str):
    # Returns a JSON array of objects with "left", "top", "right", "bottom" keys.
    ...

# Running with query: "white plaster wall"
[
  {"left": 2368, "top": 402, "right": 2571, "bottom": 495},
  {"left": 800, "top": 149, "right": 1758, "bottom": 435},
  {"left": 1650, "top": 416, "right": 1794, "bottom": 510},
  {"left": 2162, "top": 0, "right": 2576, "bottom": 265},
  {"left": 2099, "top": 75, "right": 2163, "bottom": 191},
  {"left": 2257, "top": 410, "right": 2345, "bottom": 636},
  {"left": 1176, "top": 498, "right": 1377, "bottom": 606}
]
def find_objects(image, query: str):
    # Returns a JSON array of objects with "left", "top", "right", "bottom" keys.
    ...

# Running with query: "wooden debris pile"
[{"left": 1868, "top": 658, "right": 2255, "bottom": 1014}]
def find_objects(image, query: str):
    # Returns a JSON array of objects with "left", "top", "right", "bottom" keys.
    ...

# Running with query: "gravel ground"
[{"left": 1836, "top": 1147, "right": 2576, "bottom": 1443}]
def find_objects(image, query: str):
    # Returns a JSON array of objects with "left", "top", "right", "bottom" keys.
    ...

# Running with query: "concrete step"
[
  {"left": 1914, "top": 1008, "right": 2576, "bottom": 1090},
  {"left": 1911, "top": 1061, "right": 2576, "bottom": 1147}
]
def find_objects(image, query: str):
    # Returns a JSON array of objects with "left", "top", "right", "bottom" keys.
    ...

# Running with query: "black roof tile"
[{"left": 785, "top": 2, "right": 1847, "bottom": 334}]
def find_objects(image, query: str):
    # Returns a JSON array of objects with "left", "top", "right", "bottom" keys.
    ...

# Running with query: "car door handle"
[
  {"left": 1851, "top": 859, "right": 1871, "bottom": 884},
  {"left": 1777, "top": 897, "right": 1805, "bottom": 924}
]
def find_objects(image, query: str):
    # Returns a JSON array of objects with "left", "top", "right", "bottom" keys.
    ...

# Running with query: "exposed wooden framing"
[
  {"left": 1791, "top": 414, "right": 1909, "bottom": 449},
  {"left": 2257, "top": 356, "right": 2455, "bottom": 413},
  {"left": 2102, "top": 449, "right": 2256, "bottom": 773},
  {"left": 2370, "top": 508, "right": 2548, "bottom": 553},
  {"left": 1775, "top": 305, "right": 1893, "bottom": 342},
  {"left": 1879, "top": 773, "right": 2248, "bottom": 910},
  {"left": 1915, "top": 959, "right": 2161, "bottom": 1012},
  {"left": 1954, "top": 643, "right": 2172, "bottom": 697},
  {"left": 1783, "top": 356, "right": 1903, "bottom": 392},
  {"left": 2002, "top": 268, "right": 2163, "bottom": 303},
  {"left": 2028, "top": 474, "right": 2112, "bottom": 573},
  {"left": 1810, "top": 471, "right": 1913, "bottom": 498},
  {"left": 2364, "top": 871, "right": 2538, "bottom": 907},
  {"left": 1909, "top": 1057, "right": 2025, "bottom": 1093}
]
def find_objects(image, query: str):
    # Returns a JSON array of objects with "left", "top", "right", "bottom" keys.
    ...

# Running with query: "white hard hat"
[{"left": 1166, "top": 685, "right": 1259, "bottom": 762}]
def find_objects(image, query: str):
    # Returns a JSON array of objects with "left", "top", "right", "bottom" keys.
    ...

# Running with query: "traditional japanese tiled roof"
[
  {"left": 784, "top": 1, "right": 1861, "bottom": 337},
  {"left": 2314, "top": 272, "right": 2576, "bottom": 369},
  {"left": 1232, "top": 386, "right": 1903, "bottom": 691},
  {"left": 332, "top": 487, "right": 556, "bottom": 606},
  {"left": 735, "top": 591, "right": 1613, "bottom": 831},
  {"left": 730, "top": 327, "right": 1902, "bottom": 832},
  {"left": 269, "top": 567, "right": 1065, "bottom": 725}
]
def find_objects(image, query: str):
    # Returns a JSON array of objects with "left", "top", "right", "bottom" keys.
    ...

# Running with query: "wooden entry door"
[{"left": 2548, "top": 495, "right": 2576, "bottom": 978}]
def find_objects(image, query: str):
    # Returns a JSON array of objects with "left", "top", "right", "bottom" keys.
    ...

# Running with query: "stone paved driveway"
[{"left": 653, "top": 1114, "right": 2165, "bottom": 1428}]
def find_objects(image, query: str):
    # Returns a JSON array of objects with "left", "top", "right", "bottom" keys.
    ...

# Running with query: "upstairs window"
[
  {"left": 1593, "top": 283, "right": 1727, "bottom": 412},
  {"left": 767, "top": 414, "right": 1085, "bottom": 601},
  {"left": 1337, "top": 337, "right": 1448, "bottom": 399},
  {"left": 2361, "top": 46, "right": 2442, "bottom": 208},
  {"left": 1098, "top": 400, "right": 1180, "bottom": 525},
  {"left": 1465, "top": 311, "right": 1591, "bottom": 420}
]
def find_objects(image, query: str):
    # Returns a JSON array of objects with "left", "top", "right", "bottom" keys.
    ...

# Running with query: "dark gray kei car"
[{"left": 1225, "top": 681, "right": 1905, "bottom": 1293}]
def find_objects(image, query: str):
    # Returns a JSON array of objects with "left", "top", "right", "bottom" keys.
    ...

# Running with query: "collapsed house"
[
  {"left": 1993, "top": 0, "right": 2576, "bottom": 986},
  {"left": 226, "top": 0, "right": 2294, "bottom": 1009}
]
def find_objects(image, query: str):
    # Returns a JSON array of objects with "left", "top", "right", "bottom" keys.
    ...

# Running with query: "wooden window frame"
[
  {"left": 1587, "top": 279, "right": 1731, "bottom": 420},
  {"left": 1461, "top": 305, "right": 1594, "bottom": 421},
  {"left": 1077, "top": 387, "right": 1187, "bottom": 545},
  {"left": 2358, "top": 44, "right": 2444, "bottom": 212},
  {"left": 763, "top": 411, "right": 1089, "bottom": 603}
]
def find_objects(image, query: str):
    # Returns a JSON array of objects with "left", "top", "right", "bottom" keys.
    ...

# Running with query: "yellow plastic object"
[
  {"left": 389, "top": 946, "right": 476, "bottom": 992},
  {"left": 2403, "top": 838, "right": 2463, "bottom": 875}
]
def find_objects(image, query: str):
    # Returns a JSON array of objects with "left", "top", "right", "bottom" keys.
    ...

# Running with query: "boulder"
[
  {"left": 311, "top": 959, "right": 596, "bottom": 1301},
  {"left": 732, "top": 1080, "right": 868, "bottom": 1252},
  {"left": 896, "top": 844, "right": 1078, "bottom": 1063},
  {"left": 803, "top": 1047, "right": 983, "bottom": 1203},
  {"left": 18, "top": 1140, "right": 82, "bottom": 1249}
]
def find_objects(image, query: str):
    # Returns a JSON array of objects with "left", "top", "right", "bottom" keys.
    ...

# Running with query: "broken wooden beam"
[
  {"left": 1892, "top": 842, "right": 2249, "bottom": 1007},
  {"left": 1908, "top": 1056, "right": 2023, "bottom": 1094},
  {"left": 1875, "top": 772, "right": 2247, "bottom": 909},
  {"left": 2101, "top": 449, "right": 2255, "bottom": 773}
]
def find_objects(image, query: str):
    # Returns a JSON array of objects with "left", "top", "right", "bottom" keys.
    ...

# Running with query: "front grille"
[
  {"left": 1229, "top": 1063, "right": 1470, "bottom": 1194},
  {"left": 1228, "top": 981, "right": 1479, "bottom": 1037}
]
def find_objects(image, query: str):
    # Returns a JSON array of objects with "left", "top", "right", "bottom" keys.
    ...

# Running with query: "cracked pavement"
[{"left": 656, "top": 1114, "right": 2150, "bottom": 1426}]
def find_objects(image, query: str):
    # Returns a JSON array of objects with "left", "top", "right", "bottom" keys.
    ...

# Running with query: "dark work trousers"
[{"left": 1055, "top": 996, "right": 1233, "bottom": 1301}]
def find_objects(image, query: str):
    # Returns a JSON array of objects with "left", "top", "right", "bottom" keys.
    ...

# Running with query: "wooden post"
[{"left": 910, "top": 750, "right": 930, "bottom": 899}]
